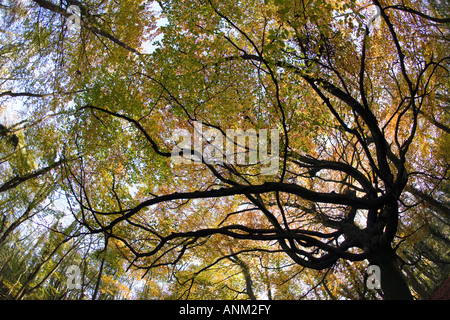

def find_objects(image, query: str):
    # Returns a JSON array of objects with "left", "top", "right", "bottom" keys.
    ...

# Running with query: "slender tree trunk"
[
  {"left": 14, "top": 238, "right": 66, "bottom": 300},
  {"left": 403, "top": 267, "right": 430, "bottom": 299},
  {"left": 92, "top": 256, "right": 106, "bottom": 300},
  {"left": 227, "top": 254, "right": 256, "bottom": 300},
  {"left": 240, "top": 262, "right": 257, "bottom": 301},
  {"left": 370, "top": 248, "right": 414, "bottom": 300}
]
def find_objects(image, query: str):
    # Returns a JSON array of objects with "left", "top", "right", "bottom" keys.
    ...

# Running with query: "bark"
[
  {"left": 370, "top": 248, "right": 414, "bottom": 300},
  {"left": 227, "top": 254, "right": 257, "bottom": 300}
]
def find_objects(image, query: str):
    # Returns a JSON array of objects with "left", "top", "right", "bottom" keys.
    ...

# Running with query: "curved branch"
[
  {"left": 0, "top": 159, "right": 65, "bottom": 193},
  {"left": 385, "top": 5, "right": 450, "bottom": 24},
  {"left": 79, "top": 105, "right": 172, "bottom": 157},
  {"left": 80, "top": 181, "right": 386, "bottom": 233}
]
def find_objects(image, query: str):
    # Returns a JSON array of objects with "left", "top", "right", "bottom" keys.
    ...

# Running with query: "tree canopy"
[{"left": 0, "top": 0, "right": 449, "bottom": 300}]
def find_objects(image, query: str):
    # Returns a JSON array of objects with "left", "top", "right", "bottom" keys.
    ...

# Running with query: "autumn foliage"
[{"left": 0, "top": 0, "right": 449, "bottom": 300}]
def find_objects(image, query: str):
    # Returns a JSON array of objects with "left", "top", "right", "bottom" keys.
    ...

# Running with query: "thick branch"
[
  {"left": 385, "top": 5, "right": 450, "bottom": 24},
  {"left": 0, "top": 159, "right": 65, "bottom": 193}
]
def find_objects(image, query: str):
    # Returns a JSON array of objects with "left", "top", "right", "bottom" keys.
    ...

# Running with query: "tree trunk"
[
  {"left": 227, "top": 253, "right": 257, "bottom": 300},
  {"left": 370, "top": 248, "right": 414, "bottom": 300},
  {"left": 92, "top": 256, "right": 106, "bottom": 300},
  {"left": 403, "top": 267, "right": 430, "bottom": 299}
]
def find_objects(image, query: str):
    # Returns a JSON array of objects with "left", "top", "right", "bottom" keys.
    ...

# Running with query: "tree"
[{"left": 1, "top": 0, "right": 449, "bottom": 300}]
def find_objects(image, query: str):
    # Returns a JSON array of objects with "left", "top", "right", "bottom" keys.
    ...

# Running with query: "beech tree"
[{"left": 1, "top": 0, "right": 449, "bottom": 300}]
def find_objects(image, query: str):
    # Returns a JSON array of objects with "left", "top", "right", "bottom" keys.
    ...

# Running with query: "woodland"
[{"left": 0, "top": 0, "right": 449, "bottom": 300}]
